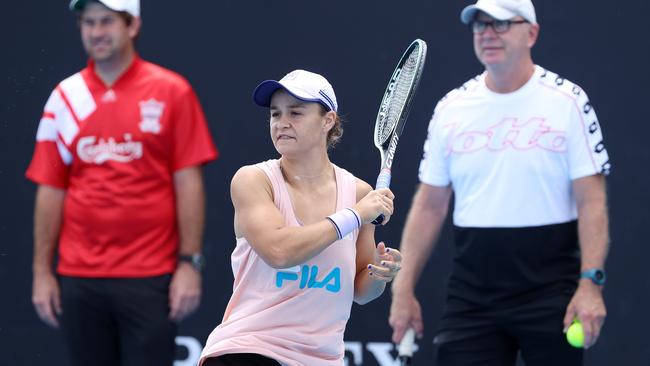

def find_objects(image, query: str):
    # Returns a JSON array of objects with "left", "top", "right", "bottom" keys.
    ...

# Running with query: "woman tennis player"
[{"left": 200, "top": 69, "right": 402, "bottom": 366}]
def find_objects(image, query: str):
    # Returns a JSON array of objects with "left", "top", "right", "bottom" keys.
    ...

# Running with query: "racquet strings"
[{"left": 375, "top": 45, "right": 422, "bottom": 146}]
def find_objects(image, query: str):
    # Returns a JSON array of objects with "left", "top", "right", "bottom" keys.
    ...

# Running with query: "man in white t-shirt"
[{"left": 389, "top": 0, "right": 610, "bottom": 365}]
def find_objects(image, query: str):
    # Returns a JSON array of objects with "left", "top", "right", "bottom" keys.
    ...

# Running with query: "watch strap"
[
  {"left": 580, "top": 268, "right": 606, "bottom": 286},
  {"left": 178, "top": 253, "right": 205, "bottom": 272}
]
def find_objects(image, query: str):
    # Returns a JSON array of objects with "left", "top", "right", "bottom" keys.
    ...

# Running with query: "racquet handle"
[
  {"left": 375, "top": 169, "right": 392, "bottom": 189},
  {"left": 372, "top": 169, "right": 392, "bottom": 225},
  {"left": 398, "top": 328, "right": 416, "bottom": 365},
  {"left": 372, "top": 214, "right": 385, "bottom": 225}
]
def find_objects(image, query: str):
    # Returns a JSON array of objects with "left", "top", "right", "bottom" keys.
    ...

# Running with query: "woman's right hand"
[{"left": 354, "top": 188, "right": 394, "bottom": 225}]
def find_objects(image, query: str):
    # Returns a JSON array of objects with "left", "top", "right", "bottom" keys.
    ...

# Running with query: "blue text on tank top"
[{"left": 276, "top": 265, "right": 341, "bottom": 293}]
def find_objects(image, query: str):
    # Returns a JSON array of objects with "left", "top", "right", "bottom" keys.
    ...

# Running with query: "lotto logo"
[{"left": 446, "top": 117, "right": 567, "bottom": 154}]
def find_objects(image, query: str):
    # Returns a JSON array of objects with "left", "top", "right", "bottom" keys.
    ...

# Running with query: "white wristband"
[{"left": 326, "top": 208, "right": 361, "bottom": 240}]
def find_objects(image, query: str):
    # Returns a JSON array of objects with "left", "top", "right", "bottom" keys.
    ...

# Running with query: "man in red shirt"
[{"left": 26, "top": 1, "right": 218, "bottom": 365}]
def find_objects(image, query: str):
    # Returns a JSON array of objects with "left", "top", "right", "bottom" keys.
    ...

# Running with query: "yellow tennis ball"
[{"left": 566, "top": 321, "right": 584, "bottom": 348}]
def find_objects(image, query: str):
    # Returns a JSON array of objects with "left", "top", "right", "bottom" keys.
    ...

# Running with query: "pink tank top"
[{"left": 200, "top": 159, "right": 359, "bottom": 366}]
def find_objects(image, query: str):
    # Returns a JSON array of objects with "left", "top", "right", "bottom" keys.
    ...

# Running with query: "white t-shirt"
[{"left": 419, "top": 66, "right": 610, "bottom": 228}]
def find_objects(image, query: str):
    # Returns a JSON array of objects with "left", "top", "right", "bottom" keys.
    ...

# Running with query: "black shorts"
[
  {"left": 435, "top": 293, "right": 582, "bottom": 366},
  {"left": 59, "top": 275, "right": 176, "bottom": 366},
  {"left": 203, "top": 353, "right": 281, "bottom": 366},
  {"left": 434, "top": 222, "right": 583, "bottom": 365}
]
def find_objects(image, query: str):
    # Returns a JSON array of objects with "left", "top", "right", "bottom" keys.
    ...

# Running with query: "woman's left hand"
[{"left": 367, "top": 242, "right": 402, "bottom": 282}]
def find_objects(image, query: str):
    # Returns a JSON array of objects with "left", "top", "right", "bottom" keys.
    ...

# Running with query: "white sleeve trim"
[{"left": 59, "top": 73, "right": 96, "bottom": 121}]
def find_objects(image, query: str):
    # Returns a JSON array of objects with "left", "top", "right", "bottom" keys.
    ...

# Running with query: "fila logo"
[{"left": 276, "top": 265, "right": 341, "bottom": 293}]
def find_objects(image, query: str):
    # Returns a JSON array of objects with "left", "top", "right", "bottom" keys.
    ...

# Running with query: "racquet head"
[{"left": 374, "top": 39, "right": 427, "bottom": 151}]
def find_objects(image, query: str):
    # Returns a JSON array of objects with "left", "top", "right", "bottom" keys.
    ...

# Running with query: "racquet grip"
[
  {"left": 372, "top": 214, "right": 385, "bottom": 225},
  {"left": 375, "top": 169, "right": 392, "bottom": 189},
  {"left": 372, "top": 170, "right": 392, "bottom": 225},
  {"left": 398, "top": 328, "right": 416, "bottom": 357}
]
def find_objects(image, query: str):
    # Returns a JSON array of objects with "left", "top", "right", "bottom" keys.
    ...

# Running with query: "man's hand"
[
  {"left": 563, "top": 280, "right": 606, "bottom": 348},
  {"left": 32, "top": 271, "right": 62, "bottom": 327},
  {"left": 389, "top": 290, "right": 424, "bottom": 344},
  {"left": 168, "top": 263, "right": 201, "bottom": 321}
]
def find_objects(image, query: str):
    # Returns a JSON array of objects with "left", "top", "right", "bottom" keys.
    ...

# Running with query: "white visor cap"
[
  {"left": 253, "top": 69, "right": 338, "bottom": 112},
  {"left": 461, "top": 0, "right": 536, "bottom": 25},
  {"left": 70, "top": 0, "right": 140, "bottom": 18}
]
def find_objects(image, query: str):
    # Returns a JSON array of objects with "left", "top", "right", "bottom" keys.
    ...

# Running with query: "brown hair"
[{"left": 319, "top": 104, "right": 344, "bottom": 149}]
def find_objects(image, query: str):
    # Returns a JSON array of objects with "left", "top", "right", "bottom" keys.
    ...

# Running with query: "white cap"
[
  {"left": 69, "top": 0, "right": 140, "bottom": 18},
  {"left": 460, "top": 0, "right": 536, "bottom": 25},
  {"left": 253, "top": 69, "right": 338, "bottom": 112}
]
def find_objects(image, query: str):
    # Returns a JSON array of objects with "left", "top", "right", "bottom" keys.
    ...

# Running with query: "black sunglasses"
[{"left": 471, "top": 19, "right": 529, "bottom": 34}]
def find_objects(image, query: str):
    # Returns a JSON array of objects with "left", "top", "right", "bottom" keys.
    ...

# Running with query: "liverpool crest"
[{"left": 138, "top": 98, "right": 165, "bottom": 134}]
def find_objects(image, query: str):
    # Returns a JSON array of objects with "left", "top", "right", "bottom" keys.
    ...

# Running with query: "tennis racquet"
[
  {"left": 372, "top": 39, "right": 427, "bottom": 225},
  {"left": 397, "top": 328, "right": 416, "bottom": 365}
]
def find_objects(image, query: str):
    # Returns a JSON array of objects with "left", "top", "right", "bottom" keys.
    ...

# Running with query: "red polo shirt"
[{"left": 26, "top": 56, "right": 218, "bottom": 277}]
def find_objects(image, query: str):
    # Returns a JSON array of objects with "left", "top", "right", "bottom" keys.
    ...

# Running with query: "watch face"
[
  {"left": 193, "top": 255, "right": 206, "bottom": 270},
  {"left": 180, "top": 254, "right": 205, "bottom": 272},
  {"left": 581, "top": 269, "right": 605, "bottom": 285}
]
